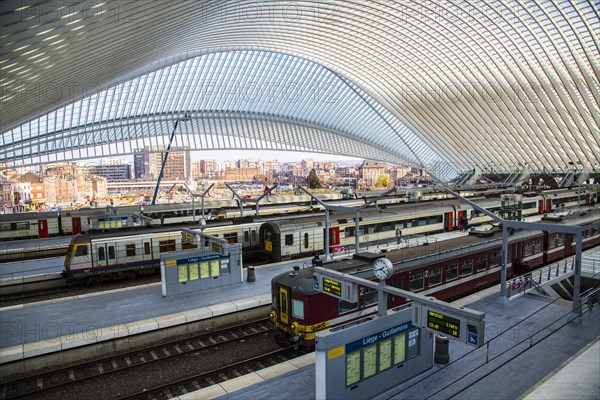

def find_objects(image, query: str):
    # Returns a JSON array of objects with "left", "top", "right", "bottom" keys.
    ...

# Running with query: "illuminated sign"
[
  {"left": 323, "top": 277, "right": 342, "bottom": 297},
  {"left": 427, "top": 310, "right": 460, "bottom": 338}
]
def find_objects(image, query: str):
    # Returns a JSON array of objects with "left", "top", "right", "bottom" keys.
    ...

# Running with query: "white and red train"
[{"left": 269, "top": 210, "right": 600, "bottom": 348}]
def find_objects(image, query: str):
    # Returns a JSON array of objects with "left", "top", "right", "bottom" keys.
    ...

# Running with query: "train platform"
[
  {"left": 196, "top": 285, "right": 599, "bottom": 400},
  {"left": 0, "top": 228, "right": 473, "bottom": 374}
]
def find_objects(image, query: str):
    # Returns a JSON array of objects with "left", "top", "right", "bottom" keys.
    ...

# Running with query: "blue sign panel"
[
  {"left": 345, "top": 322, "right": 413, "bottom": 353},
  {"left": 177, "top": 253, "right": 222, "bottom": 265},
  {"left": 468, "top": 332, "right": 478, "bottom": 346}
]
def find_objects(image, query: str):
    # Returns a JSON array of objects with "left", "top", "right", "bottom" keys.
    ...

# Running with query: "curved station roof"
[{"left": 1, "top": 1, "right": 598, "bottom": 181}]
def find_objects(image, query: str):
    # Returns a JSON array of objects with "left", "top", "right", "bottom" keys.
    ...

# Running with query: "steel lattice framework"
[{"left": 1, "top": 1, "right": 598, "bottom": 180}]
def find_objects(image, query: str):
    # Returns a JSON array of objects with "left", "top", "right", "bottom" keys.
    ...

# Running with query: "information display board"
[
  {"left": 323, "top": 277, "right": 342, "bottom": 297},
  {"left": 313, "top": 272, "right": 358, "bottom": 303},
  {"left": 427, "top": 310, "right": 460, "bottom": 338}
]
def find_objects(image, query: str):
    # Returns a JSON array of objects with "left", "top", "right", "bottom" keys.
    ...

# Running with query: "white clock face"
[{"left": 373, "top": 258, "right": 393, "bottom": 280}]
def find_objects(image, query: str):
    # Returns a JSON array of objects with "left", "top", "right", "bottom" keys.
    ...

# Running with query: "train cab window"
[
  {"left": 428, "top": 268, "right": 442, "bottom": 286},
  {"left": 476, "top": 255, "right": 487, "bottom": 271},
  {"left": 285, "top": 234, "right": 294, "bottom": 246},
  {"left": 339, "top": 300, "right": 358, "bottom": 313},
  {"left": 74, "top": 245, "right": 88, "bottom": 257},
  {"left": 126, "top": 244, "right": 136, "bottom": 257},
  {"left": 461, "top": 260, "right": 473, "bottom": 276},
  {"left": 251, "top": 230, "right": 257, "bottom": 242},
  {"left": 159, "top": 240, "right": 176, "bottom": 252},
  {"left": 108, "top": 246, "right": 115, "bottom": 260},
  {"left": 445, "top": 263, "right": 458, "bottom": 281},
  {"left": 292, "top": 299, "right": 304, "bottom": 318},
  {"left": 409, "top": 272, "right": 424, "bottom": 291},
  {"left": 97, "top": 246, "right": 105, "bottom": 261},
  {"left": 144, "top": 242, "right": 151, "bottom": 255},
  {"left": 304, "top": 233, "right": 309, "bottom": 249}
]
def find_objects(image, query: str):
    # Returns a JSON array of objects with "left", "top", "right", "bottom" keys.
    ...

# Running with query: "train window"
[
  {"left": 126, "top": 244, "right": 136, "bottom": 257},
  {"left": 0, "top": 223, "right": 11, "bottom": 231},
  {"left": 461, "top": 260, "right": 473, "bottom": 276},
  {"left": 535, "top": 239, "right": 541, "bottom": 253},
  {"left": 304, "top": 233, "right": 309, "bottom": 249},
  {"left": 16, "top": 222, "right": 30, "bottom": 230},
  {"left": 364, "top": 287, "right": 378, "bottom": 305},
  {"left": 417, "top": 217, "right": 427, "bottom": 226},
  {"left": 97, "top": 246, "right": 105, "bottom": 261},
  {"left": 251, "top": 230, "right": 257, "bottom": 242},
  {"left": 380, "top": 222, "right": 393, "bottom": 232},
  {"left": 159, "top": 240, "right": 176, "bottom": 253},
  {"left": 525, "top": 242, "right": 533, "bottom": 256},
  {"left": 445, "top": 263, "right": 458, "bottom": 281},
  {"left": 345, "top": 227, "right": 355, "bottom": 237},
  {"left": 224, "top": 232, "right": 238, "bottom": 244},
  {"left": 557, "top": 233, "right": 564, "bottom": 246},
  {"left": 108, "top": 246, "right": 115, "bottom": 259},
  {"left": 244, "top": 231, "right": 249, "bottom": 243},
  {"left": 409, "top": 272, "right": 424, "bottom": 291},
  {"left": 428, "top": 268, "right": 442, "bottom": 286},
  {"left": 476, "top": 255, "right": 487, "bottom": 271},
  {"left": 339, "top": 300, "right": 357, "bottom": 313},
  {"left": 486, "top": 252, "right": 498, "bottom": 267},
  {"left": 285, "top": 234, "right": 294, "bottom": 245},
  {"left": 292, "top": 299, "right": 304, "bottom": 318},
  {"left": 74, "top": 245, "right": 88, "bottom": 257},
  {"left": 144, "top": 242, "right": 151, "bottom": 255}
]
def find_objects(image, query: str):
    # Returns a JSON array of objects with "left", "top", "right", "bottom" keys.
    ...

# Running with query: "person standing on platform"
[{"left": 396, "top": 228, "right": 402, "bottom": 244}]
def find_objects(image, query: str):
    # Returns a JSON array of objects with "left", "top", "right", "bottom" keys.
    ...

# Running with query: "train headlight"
[
  {"left": 291, "top": 322, "right": 300, "bottom": 335},
  {"left": 269, "top": 311, "right": 277, "bottom": 323}
]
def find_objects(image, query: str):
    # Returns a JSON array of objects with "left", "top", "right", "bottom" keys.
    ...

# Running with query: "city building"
[
  {"left": 359, "top": 160, "right": 387, "bottom": 188},
  {"left": 133, "top": 146, "right": 191, "bottom": 180}
]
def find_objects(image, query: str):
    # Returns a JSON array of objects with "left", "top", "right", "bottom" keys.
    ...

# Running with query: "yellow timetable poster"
[
  {"left": 346, "top": 351, "right": 361, "bottom": 386},
  {"left": 379, "top": 339, "right": 392, "bottom": 371},
  {"left": 200, "top": 262, "right": 210, "bottom": 278},
  {"left": 363, "top": 345, "right": 377, "bottom": 378},
  {"left": 394, "top": 334, "right": 406, "bottom": 364},
  {"left": 189, "top": 263, "right": 199, "bottom": 280},
  {"left": 177, "top": 265, "right": 188, "bottom": 283},
  {"left": 210, "top": 259, "right": 220, "bottom": 277}
]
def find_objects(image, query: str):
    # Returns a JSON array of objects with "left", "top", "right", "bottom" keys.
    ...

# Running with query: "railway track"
[{"left": 0, "top": 317, "right": 280, "bottom": 400}]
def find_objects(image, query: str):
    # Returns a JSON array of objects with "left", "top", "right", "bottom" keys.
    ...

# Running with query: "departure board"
[
  {"left": 379, "top": 339, "right": 392, "bottom": 371},
  {"left": 427, "top": 310, "right": 460, "bottom": 338},
  {"left": 323, "top": 277, "right": 342, "bottom": 297},
  {"left": 363, "top": 345, "right": 377, "bottom": 379},
  {"left": 346, "top": 351, "right": 361, "bottom": 386}
]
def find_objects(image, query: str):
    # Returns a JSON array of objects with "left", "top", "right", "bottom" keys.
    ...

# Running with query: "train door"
[
  {"left": 326, "top": 226, "right": 341, "bottom": 252},
  {"left": 72, "top": 217, "right": 82, "bottom": 235},
  {"left": 37, "top": 219, "right": 49, "bottom": 238},
  {"left": 444, "top": 211, "right": 454, "bottom": 231},
  {"left": 94, "top": 243, "right": 109, "bottom": 267},
  {"left": 545, "top": 198, "right": 552, "bottom": 213},
  {"left": 279, "top": 286, "right": 290, "bottom": 324},
  {"left": 538, "top": 199, "right": 544, "bottom": 214},
  {"left": 457, "top": 210, "right": 466, "bottom": 230}
]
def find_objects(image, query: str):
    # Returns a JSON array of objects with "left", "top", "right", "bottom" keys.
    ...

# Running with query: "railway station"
[{"left": 1, "top": 1, "right": 599, "bottom": 400}]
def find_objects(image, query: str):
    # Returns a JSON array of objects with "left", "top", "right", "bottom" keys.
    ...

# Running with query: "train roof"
[{"left": 0, "top": 211, "right": 60, "bottom": 221}]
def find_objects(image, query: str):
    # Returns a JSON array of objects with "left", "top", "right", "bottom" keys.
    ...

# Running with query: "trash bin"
[
  {"left": 247, "top": 266, "right": 256, "bottom": 282},
  {"left": 434, "top": 335, "right": 449, "bottom": 364}
]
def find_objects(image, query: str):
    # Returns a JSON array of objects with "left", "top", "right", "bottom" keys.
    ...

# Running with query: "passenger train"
[
  {"left": 5, "top": 185, "right": 584, "bottom": 241},
  {"left": 269, "top": 210, "right": 600, "bottom": 348},
  {"left": 259, "top": 189, "right": 597, "bottom": 262},
  {"left": 61, "top": 188, "right": 595, "bottom": 283}
]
